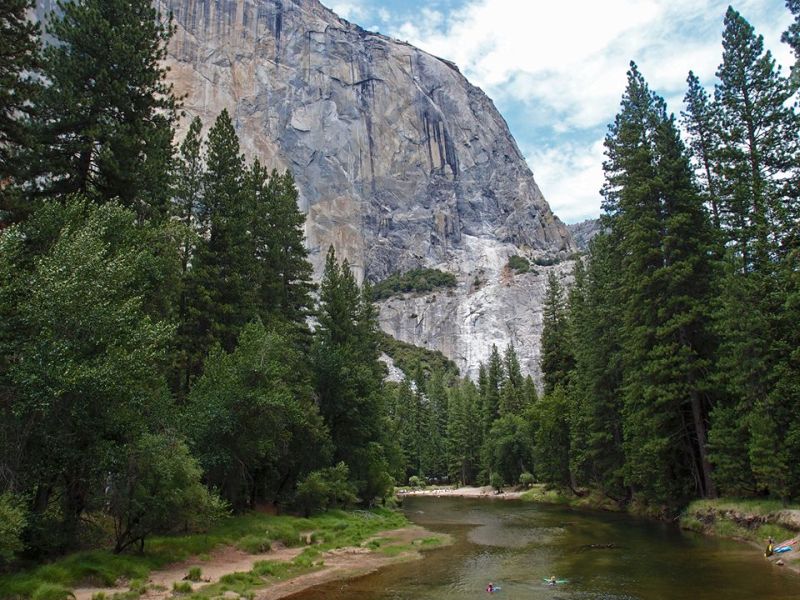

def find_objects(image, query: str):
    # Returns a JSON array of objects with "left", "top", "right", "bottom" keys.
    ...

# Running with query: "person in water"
[
  {"left": 486, "top": 582, "right": 495, "bottom": 593},
  {"left": 547, "top": 575, "right": 557, "bottom": 586}
]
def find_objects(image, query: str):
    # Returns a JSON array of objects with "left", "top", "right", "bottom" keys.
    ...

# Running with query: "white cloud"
[
  {"left": 524, "top": 140, "right": 607, "bottom": 223},
  {"left": 379, "top": 0, "right": 795, "bottom": 221},
  {"left": 328, "top": 0, "right": 370, "bottom": 22}
]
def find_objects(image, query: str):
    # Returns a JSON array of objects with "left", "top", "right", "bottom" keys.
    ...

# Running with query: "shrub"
[
  {"left": 490, "top": 473, "right": 504, "bottom": 492},
  {"left": 407, "top": 476, "right": 423, "bottom": 489},
  {"left": 185, "top": 567, "right": 202, "bottom": 582},
  {"left": 372, "top": 268, "right": 457, "bottom": 300},
  {"left": 519, "top": 472, "right": 535, "bottom": 489},
  {"left": 507, "top": 255, "right": 530, "bottom": 273},
  {"left": 294, "top": 462, "right": 358, "bottom": 517},
  {"left": 0, "top": 492, "right": 26, "bottom": 566}
]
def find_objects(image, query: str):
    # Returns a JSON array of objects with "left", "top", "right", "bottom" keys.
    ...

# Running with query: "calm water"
[{"left": 288, "top": 496, "right": 800, "bottom": 600}]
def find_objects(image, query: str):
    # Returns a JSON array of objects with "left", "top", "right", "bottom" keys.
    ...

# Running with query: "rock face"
[
  {"left": 567, "top": 218, "right": 603, "bottom": 252},
  {"left": 35, "top": 0, "right": 576, "bottom": 379}
]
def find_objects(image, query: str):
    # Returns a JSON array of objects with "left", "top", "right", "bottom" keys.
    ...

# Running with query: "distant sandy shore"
[{"left": 397, "top": 485, "right": 525, "bottom": 499}]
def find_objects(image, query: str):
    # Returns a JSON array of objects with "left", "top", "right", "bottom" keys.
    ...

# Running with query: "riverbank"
[
  {"left": 681, "top": 499, "right": 800, "bottom": 574},
  {"left": 0, "top": 508, "right": 450, "bottom": 600}
]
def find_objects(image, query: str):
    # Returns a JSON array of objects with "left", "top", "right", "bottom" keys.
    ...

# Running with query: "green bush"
[
  {"left": 519, "top": 472, "right": 535, "bottom": 488},
  {"left": 31, "top": 584, "right": 75, "bottom": 600},
  {"left": 490, "top": 473, "right": 504, "bottom": 492},
  {"left": 507, "top": 255, "right": 530, "bottom": 273},
  {"left": 0, "top": 492, "right": 27, "bottom": 566},
  {"left": 294, "top": 462, "right": 358, "bottom": 517},
  {"left": 372, "top": 268, "right": 457, "bottom": 300},
  {"left": 185, "top": 567, "right": 202, "bottom": 582},
  {"left": 532, "top": 255, "right": 559, "bottom": 266}
]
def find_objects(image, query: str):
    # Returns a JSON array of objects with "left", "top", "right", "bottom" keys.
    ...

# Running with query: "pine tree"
[
  {"left": 710, "top": 8, "right": 800, "bottom": 500},
  {"left": 313, "top": 247, "right": 392, "bottom": 501},
  {"left": 500, "top": 344, "right": 524, "bottom": 415},
  {"left": 192, "top": 109, "right": 255, "bottom": 354},
  {"left": 483, "top": 345, "right": 503, "bottom": 430},
  {"left": 784, "top": 1, "right": 800, "bottom": 70},
  {"left": 540, "top": 271, "right": 574, "bottom": 395},
  {"left": 0, "top": 0, "right": 39, "bottom": 225},
  {"left": 603, "top": 63, "right": 718, "bottom": 505},
  {"left": 31, "top": 0, "right": 178, "bottom": 220},
  {"left": 682, "top": 72, "right": 722, "bottom": 230},
  {"left": 567, "top": 236, "right": 627, "bottom": 500}
]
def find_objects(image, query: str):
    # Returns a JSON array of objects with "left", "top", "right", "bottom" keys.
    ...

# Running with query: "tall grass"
[{"left": 0, "top": 508, "right": 407, "bottom": 599}]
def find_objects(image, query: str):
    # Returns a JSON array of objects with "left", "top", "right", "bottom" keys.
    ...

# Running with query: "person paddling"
[{"left": 486, "top": 582, "right": 495, "bottom": 593}]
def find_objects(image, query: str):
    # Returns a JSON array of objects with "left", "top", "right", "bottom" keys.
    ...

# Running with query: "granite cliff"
[{"left": 34, "top": 0, "right": 576, "bottom": 380}]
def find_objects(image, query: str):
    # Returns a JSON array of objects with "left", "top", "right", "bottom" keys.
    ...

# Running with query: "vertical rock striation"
[{"left": 35, "top": 0, "right": 576, "bottom": 379}]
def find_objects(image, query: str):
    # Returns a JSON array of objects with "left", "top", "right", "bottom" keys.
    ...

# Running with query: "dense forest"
[
  {"left": 389, "top": 2, "right": 800, "bottom": 514},
  {"left": 0, "top": 0, "right": 402, "bottom": 566},
  {"left": 0, "top": 0, "right": 798, "bottom": 573}
]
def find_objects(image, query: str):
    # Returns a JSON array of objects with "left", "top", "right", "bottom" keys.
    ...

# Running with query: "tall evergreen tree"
[
  {"left": 784, "top": 0, "right": 800, "bottom": 71},
  {"left": 603, "top": 63, "right": 718, "bottom": 506},
  {"left": 682, "top": 71, "right": 722, "bottom": 230},
  {"left": 31, "top": 0, "right": 178, "bottom": 220},
  {"left": 500, "top": 343, "right": 524, "bottom": 415},
  {"left": 0, "top": 0, "right": 39, "bottom": 225},
  {"left": 313, "top": 247, "right": 392, "bottom": 501},
  {"left": 540, "top": 271, "right": 574, "bottom": 395}
]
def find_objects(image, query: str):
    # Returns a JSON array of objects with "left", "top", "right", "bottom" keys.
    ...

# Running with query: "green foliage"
[
  {"left": 371, "top": 268, "right": 457, "bottom": 300},
  {"left": 172, "top": 581, "right": 192, "bottom": 594},
  {"left": 31, "top": 0, "right": 178, "bottom": 219},
  {"left": 294, "top": 462, "right": 359, "bottom": 516},
  {"left": 31, "top": 584, "right": 75, "bottom": 600},
  {"left": 489, "top": 473, "right": 504, "bottom": 492},
  {"left": 236, "top": 535, "right": 272, "bottom": 554},
  {"left": 532, "top": 388, "right": 571, "bottom": 487},
  {"left": 378, "top": 333, "right": 459, "bottom": 379},
  {"left": 185, "top": 320, "right": 330, "bottom": 510},
  {"left": 506, "top": 255, "right": 530, "bottom": 273},
  {"left": 108, "top": 433, "right": 226, "bottom": 553},
  {"left": 540, "top": 272, "right": 574, "bottom": 395},
  {"left": 519, "top": 472, "right": 535, "bottom": 488},
  {"left": 0, "top": 492, "right": 26, "bottom": 566},
  {"left": 185, "top": 568, "right": 202, "bottom": 582},
  {"left": 483, "top": 415, "right": 533, "bottom": 485}
]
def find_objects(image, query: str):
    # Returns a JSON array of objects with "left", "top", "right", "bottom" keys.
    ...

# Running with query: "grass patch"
[
  {"left": 520, "top": 485, "right": 571, "bottom": 505},
  {"left": 172, "top": 581, "right": 193, "bottom": 594},
  {"left": 185, "top": 567, "right": 202, "bottom": 582},
  {"left": 681, "top": 498, "right": 800, "bottom": 543},
  {"left": 30, "top": 584, "right": 75, "bottom": 600},
  {"left": 0, "top": 508, "right": 407, "bottom": 600},
  {"left": 236, "top": 534, "right": 271, "bottom": 554}
]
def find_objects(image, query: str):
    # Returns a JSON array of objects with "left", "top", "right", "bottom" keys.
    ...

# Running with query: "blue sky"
[{"left": 327, "top": 0, "right": 794, "bottom": 223}]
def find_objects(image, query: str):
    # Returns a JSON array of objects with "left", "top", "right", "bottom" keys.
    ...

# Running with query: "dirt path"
[{"left": 73, "top": 526, "right": 443, "bottom": 600}]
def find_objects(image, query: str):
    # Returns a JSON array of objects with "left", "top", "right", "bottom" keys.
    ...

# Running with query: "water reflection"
[{"left": 287, "top": 497, "right": 800, "bottom": 600}]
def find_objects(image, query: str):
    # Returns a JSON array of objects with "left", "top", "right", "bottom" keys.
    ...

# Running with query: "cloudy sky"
[{"left": 326, "top": 0, "right": 794, "bottom": 223}]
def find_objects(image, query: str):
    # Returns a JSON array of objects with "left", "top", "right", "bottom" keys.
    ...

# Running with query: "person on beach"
[{"left": 765, "top": 536, "right": 775, "bottom": 557}]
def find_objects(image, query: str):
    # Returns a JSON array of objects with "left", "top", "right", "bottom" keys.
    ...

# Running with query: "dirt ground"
[{"left": 73, "top": 526, "right": 443, "bottom": 600}]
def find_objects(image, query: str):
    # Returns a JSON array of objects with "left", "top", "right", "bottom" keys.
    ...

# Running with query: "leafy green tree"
[
  {"left": 31, "top": 0, "right": 178, "bottom": 220},
  {"left": 108, "top": 433, "right": 225, "bottom": 553},
  {"left": 540, "top": 271, "right": 574, "bottom": 395},
  {"left": 484, "top": 414, "right": 533, "bottom": 485},
  {"left": 185, "top": 320, "right": 329, "bottom": 510},
  {"left": 0, "top": 199, "right": 175, "bottom": 551},
  {"left": 0, "top": 492, "right": 26, "bottom": 566},
  {"left": 784, "top": 0, "right": 800, "bottom": 71},
  {"left": 294, "top": 462, "right": 358, "bottom": 517},
  {"left": 0, "top": 0, "right": 39, "bottom": 225}
]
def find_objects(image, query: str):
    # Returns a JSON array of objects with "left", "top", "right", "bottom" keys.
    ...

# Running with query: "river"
[{"left": 288, "top": 496, "right": 800, "bottom": 599}]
